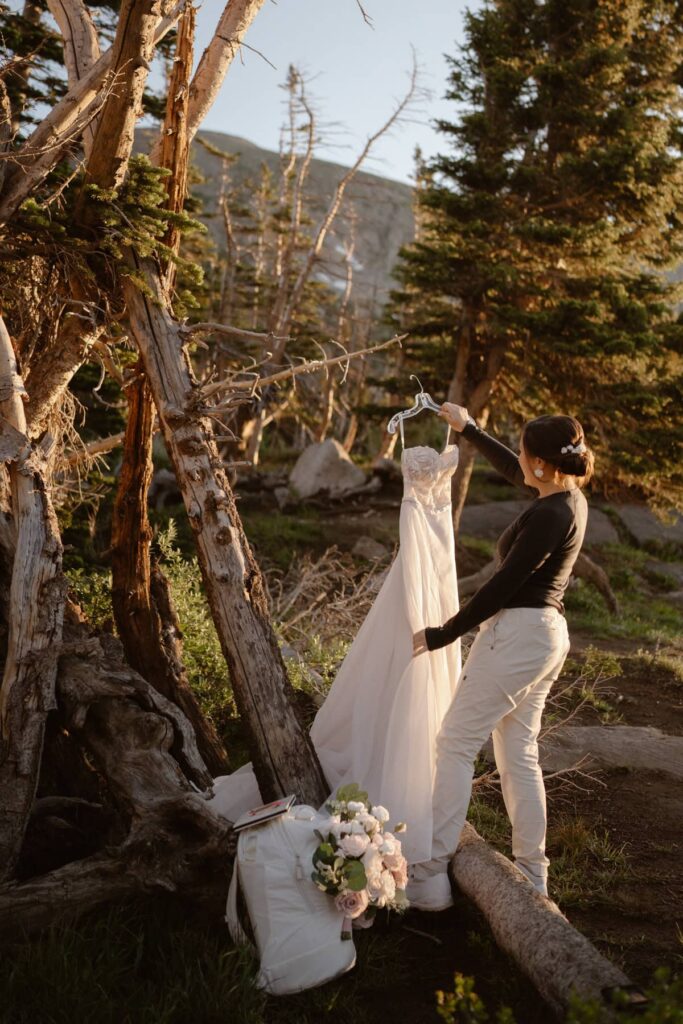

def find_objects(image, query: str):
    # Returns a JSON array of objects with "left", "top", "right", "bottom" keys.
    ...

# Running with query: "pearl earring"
[{"left": 534, "top": 467, "right": 544, "bottom": 479}]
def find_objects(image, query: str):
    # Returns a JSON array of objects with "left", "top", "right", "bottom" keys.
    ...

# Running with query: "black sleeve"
[
  {"left": 461, "top": 421, "right": 539, "bottom": 498},
  {"left": 424, "top": 501, "right": 570, "bottom": 651}
]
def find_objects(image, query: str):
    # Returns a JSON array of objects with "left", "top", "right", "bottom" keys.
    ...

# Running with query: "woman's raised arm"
[{"left": 438, "top": 404, "right": 538, "bottom": 497}]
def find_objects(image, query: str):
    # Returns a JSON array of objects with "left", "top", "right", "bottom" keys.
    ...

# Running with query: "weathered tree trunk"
[
  {"left": 80, "top": 0, "right": 162, "bottom": 197},
  {"left": 451, "top": 824, "right": 633, "bottom": 1015},
  {"left": 0, "top": 317, "right": 66, "bottom": 881},
  {"left": 22, "top": 0, "right": 162, "bottom": 439},
  {"left": 46, "top": 0, "right": 101, "bottom": 157},
  {"left": 573, "top": 552, "right": 619, "bottom": 615},
  {"left": 111, "top": 364, "right": 229, "bottom": 777},
  {"left": 0, "top": 4, "right": 183, "bottom": 225},
  {"left": 25, "top": 285, "right": 105, "bottom": 438},
  {"left": 158, "top": 0, "right": 195, "bottom": 291},
  {"left": 0, "top": 629, "right": 234, "bottom": 934},
  {"left": 0, "top": 81, "right": 12, "bottom": 195},
  {"left": 457, "top": 560, "right": 496, "bottom": 598},
  {"left": 123, "top": 255, "right": 329, "bottom": 807}
]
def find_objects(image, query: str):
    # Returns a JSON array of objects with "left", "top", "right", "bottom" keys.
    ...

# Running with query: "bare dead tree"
[{"left": 0, "top": 316, "right": 66, "bottom": 881}]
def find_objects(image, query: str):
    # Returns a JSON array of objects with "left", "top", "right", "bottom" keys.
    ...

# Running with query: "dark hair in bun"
[{"left": 522, "top": 415, "right": 594, "bottom": 486}]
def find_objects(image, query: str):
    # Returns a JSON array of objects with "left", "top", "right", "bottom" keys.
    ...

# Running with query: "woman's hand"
[
  {"left": 438, "top": 402, "right": 470, "bottom": 432},
  {"left": 412, "top": 629, "right": 429, "bottom": 657}
]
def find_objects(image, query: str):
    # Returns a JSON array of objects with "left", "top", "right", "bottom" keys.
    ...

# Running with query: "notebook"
[{"left": 232, "top": 794, "right": 297, "bottom": 832}]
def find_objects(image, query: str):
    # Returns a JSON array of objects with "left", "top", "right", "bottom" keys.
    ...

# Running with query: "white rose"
[
  {"left": 356, "top": 812, "right": 379, "bottom": 834},
  {"left": 339, "top": 833, "right": 370, "bottom": 857},
  {"left": 325, "top": 821, "right": 343, "bottom": 840},
  {"left": 347, "top": 800, "right": 367, "bottom": 813},
  {"left": 380, "top": 835, "right": 398, "bottom": 857},
  {"left": 380, "top": 869, "right": 396, "bottom": 902},
  {"left": 348, "top": 819, "right": 367, "bottom": 835},
  {"left": 366, "top": 873, "right": 385, "bottom": 900},
  {"left": 371, "top": 805, "right": 390, "bottom": 823},
  {"left": 362, "top": 846, "right": 383, "bottom": 880},
  {"left": 371, "top": 832, "right": 384, "bottom": 848}
]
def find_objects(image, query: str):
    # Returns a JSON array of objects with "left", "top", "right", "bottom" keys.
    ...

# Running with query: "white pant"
[{"left": 416, "top": 606, "right": 570, "bottom": 895}]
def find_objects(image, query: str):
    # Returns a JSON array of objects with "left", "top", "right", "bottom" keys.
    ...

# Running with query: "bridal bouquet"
[{"left": 311, "top": 783, "right": 410, "bottom": 939}]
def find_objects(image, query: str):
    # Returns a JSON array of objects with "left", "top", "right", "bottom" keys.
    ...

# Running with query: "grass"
[
  {"left": 467, "top": 787, "right": 633, "bottom": 912},
  {"left": 544, "top": 646, "right": 624, "bottom": 726},
  {"left": 565, "top": 541, "right": 683, "bottom": 645},
  {"left": 0, "top": 895, "right": 491, "bottom": 1024},
  {"left": 546, "top": 814, "right": 632, "bottom": 909},
  {"left": 0, "top": 897, "right": 265, "bottom": 1024}
]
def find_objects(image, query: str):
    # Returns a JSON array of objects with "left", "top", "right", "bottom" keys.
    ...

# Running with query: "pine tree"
[{"left": 390, "top": 0, "right": 683, "bottom": 521}]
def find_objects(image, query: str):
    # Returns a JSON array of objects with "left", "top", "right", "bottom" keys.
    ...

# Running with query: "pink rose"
[
  {"left": 391, "top": 856, "right": 408, "bottom": 890},
  {"left": 335, "top": 887, "right": 370, "bottom": 920}
]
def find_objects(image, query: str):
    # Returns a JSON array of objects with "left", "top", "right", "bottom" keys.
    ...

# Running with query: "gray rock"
[
  {"left": 643, "top": 559, "right": 683, "bottom": 587},
  {"left": 540, "top": 725, "right": 683, "bottom": 780},
  {"left": 611, "top": 504, "right": 683, "bottom": 547},
  {"left": 274, "top": 486, "right": 293, "bottom": 510},
  {"left": 289, "top": 439, "right": 367, "bottom": 499},
  {"left": 352, "top": 536, "right": 390, "bottom": 561}
]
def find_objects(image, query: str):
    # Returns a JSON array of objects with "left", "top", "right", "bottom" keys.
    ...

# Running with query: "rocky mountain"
[{"left": 135, "top": 129, "right": 415, "bottom": 308}]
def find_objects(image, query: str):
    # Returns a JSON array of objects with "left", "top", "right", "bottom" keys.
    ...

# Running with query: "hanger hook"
[{"left": 409, "top": 374, "right": 425, "bottom": 393}]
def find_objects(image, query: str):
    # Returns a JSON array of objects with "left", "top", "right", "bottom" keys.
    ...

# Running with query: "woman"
[{"left": 409, "top": 403, "right": 593, "bottom": 908}]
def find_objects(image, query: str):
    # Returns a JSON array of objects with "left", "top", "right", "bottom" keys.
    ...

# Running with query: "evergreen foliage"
[{"left": 390, "top": 0, "right": 683, "bottom": 508}]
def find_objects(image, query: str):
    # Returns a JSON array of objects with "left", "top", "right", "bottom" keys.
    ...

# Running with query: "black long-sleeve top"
[{"left": 424, "top": 420, "right": 588, "bottom": 652}]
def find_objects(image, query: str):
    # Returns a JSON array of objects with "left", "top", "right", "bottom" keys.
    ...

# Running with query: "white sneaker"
[
  {"left": 405, "top": 870, "right": 454, "bottom": 911},
  {"left": 514, "top": 861, "right": 548, "bottom": 898}
]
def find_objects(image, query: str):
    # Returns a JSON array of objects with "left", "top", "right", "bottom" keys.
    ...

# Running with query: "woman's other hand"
[
  {"left": 412, "top": 629, "right": 429, "bottom": 657},
  {"left": 438, "top": 403, "right": 470, "bottom": 432}
]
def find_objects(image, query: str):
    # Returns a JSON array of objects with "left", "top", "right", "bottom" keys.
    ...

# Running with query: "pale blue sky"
[
  {"left": 188, "top": 0, "right": 475, "bottom": 183},
  {"left": 13, "top": 0, "right": 476, "bottom": 184}
]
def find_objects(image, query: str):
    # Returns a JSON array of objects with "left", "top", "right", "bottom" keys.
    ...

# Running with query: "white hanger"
[{"left": 387, "top": 375, "right": 448, "bottom": 450}]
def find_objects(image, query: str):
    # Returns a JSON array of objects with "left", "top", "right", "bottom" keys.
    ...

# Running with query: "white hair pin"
[{"left": 561, "top": 442, "right": 586, "bottom": 455}]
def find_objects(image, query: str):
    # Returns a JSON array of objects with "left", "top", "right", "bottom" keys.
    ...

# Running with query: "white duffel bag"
[{"left": 225, "top": 804, "right": 357, "bottom": 995}]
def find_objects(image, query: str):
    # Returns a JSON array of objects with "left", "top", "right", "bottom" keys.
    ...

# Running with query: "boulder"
[
  {"left": 352, "top": 537, "right": 390, "bottom": 562},
  {"left": 611, "top": 504, "right": 683, "bottom": 547},
  {"left": 482, "top": 724, "right": 683, "bottom": 780},
  {"left": 643, "top": 559, "right": 683, "bottom": 588},
  {"left": 289, "top": 440, "right": 367, "bottom": 499},
  {"left": 540, "top": 725, "right": 683, "bottom": 780}
]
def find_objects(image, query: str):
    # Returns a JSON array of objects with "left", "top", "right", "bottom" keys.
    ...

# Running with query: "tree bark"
[
  {"left": 573, "top": 552, "right": 619, "bottom": 615},
  {"left": 0, "top": 4, "right": 183, "bottom": 225},
  {"left": 451, "top": 823, "right": 633, "bottom": 1015},
  {"left": 25, "top": 285, "right": 105, "bottom": 438},
  {"left": 157, "top": 0, "right": 195, "bottom": 290},
  {"left": 46, "top": 0, "right": 101, "bottom": 158},
  {"left": 0, "top": 631, "right": 234, "bottom": 935},
  {"left": 0, "top": 316, "right": 66, "bottom": 882},
  {"left": 123, "top": 255, "right": 329, "bottom": 806},
  {"left": 184, "top": 0, "right": 267, "bottom": 146},
  {"left": 80, "top": 0, "right": 162, "bottom": 196},
  {"left": 111, "top": 364, "right": 230, "bottom": 777}
]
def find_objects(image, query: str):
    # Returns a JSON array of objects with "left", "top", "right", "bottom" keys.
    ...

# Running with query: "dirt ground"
[{"left": 558, "top": 766, "right": 683, "bottom": 984}]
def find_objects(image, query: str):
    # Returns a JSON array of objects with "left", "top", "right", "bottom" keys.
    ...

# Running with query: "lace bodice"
[{"left": 401, "top": 444, "right": 459, "bottom": 512}]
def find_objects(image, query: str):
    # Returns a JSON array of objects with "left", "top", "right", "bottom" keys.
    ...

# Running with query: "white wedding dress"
[{"left": 208, "top": 425, "right": 462, "bottom": 868}]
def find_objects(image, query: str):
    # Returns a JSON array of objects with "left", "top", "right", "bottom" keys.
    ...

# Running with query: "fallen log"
[{"left": 450, "top": 823, "right": 634, "bottom": 1016}]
